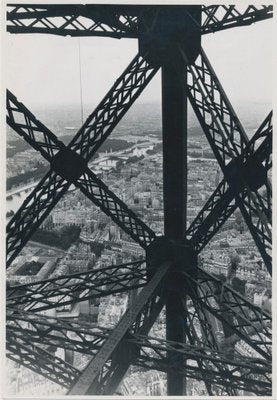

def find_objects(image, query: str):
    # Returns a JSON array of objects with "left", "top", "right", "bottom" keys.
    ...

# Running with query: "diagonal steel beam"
[
  {"left": 67, "top": 53, "right": 159, "bottom": 159},
  {"left": 7, "top": 260, "right": 148, "bottom": 312},
  {"left": 6, "top": 333, "right": 79, "bottom": 388},
  {"left": 90, "top": 289, "right": 166, "bottom": 394},
  {"left": 186, "top": 112, "right": 272, "bottom": 254},
  {"left": 6, "top": 170, "right": 70, "bottom": 267},
  {"left": 186, "top": 48, "right": 272, "bottom": 273},
  {"left": 201, "top": 5, "right": 273, "bottom": 35},
  {"left": 75, "top": 167, "right": 155, "bottom": 248},
  {"left": 187, "top": 179, "right": 236, "bottom": 253},
  {"left": 6, "top": 53, "right": 158, "bottom": 265},
  {"left": 68, "top": 262, "right": 170, "bottom": 394}
]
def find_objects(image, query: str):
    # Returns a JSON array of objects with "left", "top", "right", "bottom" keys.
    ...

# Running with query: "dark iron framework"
[{"left": 6, "top": 4, "right": 272, "bottom": 396}]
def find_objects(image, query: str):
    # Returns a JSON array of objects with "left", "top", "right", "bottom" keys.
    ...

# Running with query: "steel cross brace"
[
  {"left": 7, "top": 260, "right": 148, "bottom": 312},
  {"left": 186, "top": 48, "right": 272, "bottom": 273},
  {"left": 7, "top": 308, "right": 271, "bottom": 396},
  {"left": 186, "top": 111, "right": 272, "bottom": 256},
  {"left": 182, "top": 266, "right": 271, "bottom": 360},
  {"left": 7, "top": 4, "right": 273, "bottom": 37},
  {"left": 6, "top": 52, "right": 158, "bottom": 266}
]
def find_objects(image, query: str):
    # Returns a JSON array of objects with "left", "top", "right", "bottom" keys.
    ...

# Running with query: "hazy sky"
[{"left": 5, "top": 16, "right": 272, "bottom": 112}]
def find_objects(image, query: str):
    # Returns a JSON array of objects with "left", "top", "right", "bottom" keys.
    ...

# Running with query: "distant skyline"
[{"left": 5, "top": 15, "right": 272, "bottom": 114}]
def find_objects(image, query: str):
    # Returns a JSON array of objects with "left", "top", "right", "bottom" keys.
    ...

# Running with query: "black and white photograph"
[{"left": 2, "top": 1, "right": 274, "bottom": 397}]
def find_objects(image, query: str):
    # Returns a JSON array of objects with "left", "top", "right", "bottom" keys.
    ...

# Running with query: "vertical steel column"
[
  {"left": 162, "top": 56, "right": 187, "bottom": 395},
  {"left": 162, "top": 60, "right": 187, "bottom": 238}
]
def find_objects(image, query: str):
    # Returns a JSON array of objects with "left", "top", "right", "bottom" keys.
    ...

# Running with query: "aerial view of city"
[{"left": 4, "top": 3, "right": 272, "bottom": 398}]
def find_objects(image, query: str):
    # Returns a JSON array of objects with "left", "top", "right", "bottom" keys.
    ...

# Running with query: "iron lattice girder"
[
  {"left": 6, "top": 4, "right": 140, "bottom": 38},
  {"left": 6, "top": 170, "right": 69, "bottom": 267},
  {"left": 186, "top": 297, "right": 219, "bottom": 350},
  {"left": 6, "top": 52, "right": 158, "bottom": 266},
  {"left": 6, "top": 334, "right": 80, "bottom": 389},
  {"left": 185, "top": 297, "right": 238, "bottom": 395},
  {"left": 201, "top": 5, "right": 273, "bottom": 34},
  {"left": 7, "top": 90, "right": 63, "bottom": 159},
  {"left": 187, "top": 179, "right": 237, "bottom": 253},
  {"left": 180, "top": 295, "right": 235, "bottom": 395},
  {"left": 9, "top": 282, "right": 218, "bottom": 396},
  {"left": 186, "top": 48, "right": 272, "bottom": 273},
  {"left": 133, "top": 335, "right": 271, "bottom": 395},
  {"left": 183, "top": 267, "right": 272, "bottom": 360},
  {"left": 75, "top": 167, "right": 155, "bottom": 247},
  {"left": 7, "top": 260, "right": 148, "bottom": 312},
  {"left": 67, "top": 53, "right": 159, "bottom": 160},
  {"left": 7, "top": 310, "right": 271, "bottom": 396},
  {"left": 7, "top": 53, "right": 158, "bottom": 163},
  {"left": 186, "top": 111, "right": 272, "bottom": 254},
  {"left": 7, "top": 269, "right": 167, "bottom": 394},
  {"left": 6, "top": 309, "right": 111, "bottom": 355},
  {"left": 6, "top": 4, "right": 273, "bottom": 37},
  {"left": 135, "top": 356, "right": 270, "bottom": 396},
  {"left": 7, "top": 262, "right": 271, "bottom": 359}
]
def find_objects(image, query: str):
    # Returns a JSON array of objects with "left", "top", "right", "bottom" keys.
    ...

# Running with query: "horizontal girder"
[
  {"left": 7, "top": 4, "right": 273, "bottom": 37},
  {"left": 7, "top": 260, "right": 147, "bottom": 312}
]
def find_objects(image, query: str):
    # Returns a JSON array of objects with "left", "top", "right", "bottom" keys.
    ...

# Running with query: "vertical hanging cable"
[{"left": 78, "top": 37, "right": 84, "bottom": 125}]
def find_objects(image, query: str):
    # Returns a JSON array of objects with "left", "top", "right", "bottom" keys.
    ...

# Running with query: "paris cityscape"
[{"left": 6, "top": 101, "right": 271, "bottom": 396}]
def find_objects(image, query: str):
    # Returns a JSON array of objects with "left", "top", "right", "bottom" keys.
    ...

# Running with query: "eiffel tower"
[{"left": 6, "top": 4, "right": 272, "bottom": 396}]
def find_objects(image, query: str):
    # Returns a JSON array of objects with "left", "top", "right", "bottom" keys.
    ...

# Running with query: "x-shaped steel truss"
[{"left": 6, "top": 5, "right": 272, "bottom": 396}]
